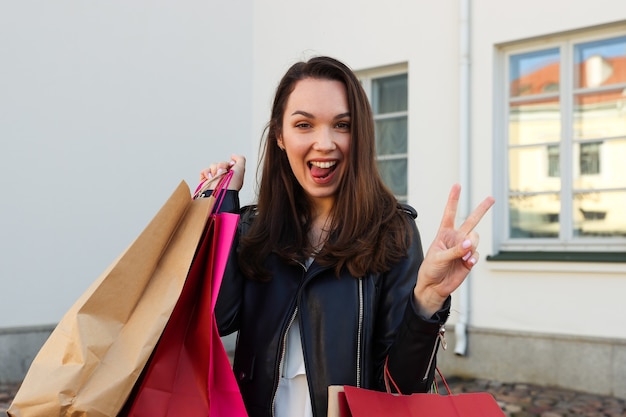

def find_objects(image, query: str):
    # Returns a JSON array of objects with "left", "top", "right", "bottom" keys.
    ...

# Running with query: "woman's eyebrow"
[
  {"left": 291, "top": 110, "right": 314, "bottom": 118},
  {"left": 290, "top": 111, "right": 351, "bottom": 119}
]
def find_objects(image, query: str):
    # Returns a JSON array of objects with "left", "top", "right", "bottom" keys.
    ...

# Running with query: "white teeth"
[{"left": 310, "top": 161, "right": 337, "bottom": 169}]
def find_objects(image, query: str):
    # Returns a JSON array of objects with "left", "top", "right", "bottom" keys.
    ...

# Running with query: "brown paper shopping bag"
[
  {"left": 8, "top": 181, "right": 215, "bottom": 417},
  {"left": 120, "top": 171, "right": 247, "bottom": 417}
]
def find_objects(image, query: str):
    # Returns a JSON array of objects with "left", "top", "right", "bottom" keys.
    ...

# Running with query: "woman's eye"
[
  {"left": 295, "top": 122, "right": 311, "bottom": 129},
  {"left": 336, "top": 121, "right": 350, "bottom": 130}
]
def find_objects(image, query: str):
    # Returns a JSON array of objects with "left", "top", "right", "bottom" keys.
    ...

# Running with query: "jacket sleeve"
[{"left": 375, "top": 210, "right": 450, "bottom": 394}]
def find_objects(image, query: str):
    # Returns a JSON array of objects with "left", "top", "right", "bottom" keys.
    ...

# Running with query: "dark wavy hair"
[{"left": 239, "top": 56, "right": 411, "bottom": 280}]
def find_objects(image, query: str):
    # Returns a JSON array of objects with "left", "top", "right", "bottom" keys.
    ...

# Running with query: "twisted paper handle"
[{"left": 192, "top": 170, "right": 234, "bottom": 215}]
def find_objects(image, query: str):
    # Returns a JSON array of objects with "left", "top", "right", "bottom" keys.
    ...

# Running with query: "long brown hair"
[{"left": 239, "top": 56, "right": 411, "bottom": 280}]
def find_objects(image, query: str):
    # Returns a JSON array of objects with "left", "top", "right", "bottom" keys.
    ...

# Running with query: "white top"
[
  {"left": 275, "top": 257, "right": 314, "bottom": 417},
  {"left": 275, "top": 315, "right": 312, "bottom": 417}
]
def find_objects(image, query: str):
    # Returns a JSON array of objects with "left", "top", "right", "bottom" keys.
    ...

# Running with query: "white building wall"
[
  {"left": 0, "top": 0, "right": 255, "bottom": 329},
  {"left": 470, "top": 0, "right": 626, "bottom": 340}
]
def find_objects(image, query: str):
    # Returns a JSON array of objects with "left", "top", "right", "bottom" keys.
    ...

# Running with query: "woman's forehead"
[{"left": 284, "top": 78, "right": 349, "bottom": 116}]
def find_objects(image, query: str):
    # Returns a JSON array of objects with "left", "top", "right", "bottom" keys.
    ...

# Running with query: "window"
[
  {"left": 500, "top": 28, "right": 626, "bottom": 252},
  {"left": 359, "top": 66, "right": 408, "bottom": 202},
  {"left": 580, "top": 142, "right": 601, "bottom": 175}
]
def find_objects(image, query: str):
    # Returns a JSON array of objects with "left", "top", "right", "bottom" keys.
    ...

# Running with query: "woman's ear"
[{"left": 277, "top": 136, "right": 285, "bottom": 151}]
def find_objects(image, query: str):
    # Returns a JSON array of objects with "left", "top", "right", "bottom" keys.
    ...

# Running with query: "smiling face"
[{"left": 277, "top": 77, "right": 351, "bottom": 212}]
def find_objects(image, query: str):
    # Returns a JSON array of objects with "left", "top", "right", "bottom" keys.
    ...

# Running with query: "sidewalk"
[
  {"left": 444, "top": 377, "right": 626, "bottom": 417},
  {"left": 2, "top": 377, "right": 625, "bottom": 416}
]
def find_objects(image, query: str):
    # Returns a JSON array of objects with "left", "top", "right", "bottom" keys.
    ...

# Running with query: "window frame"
[
  {"left": 494, "top": 25, "right": 626, "bottom": 255},
  {"left": 358, "top": 63, "right": 409, "bottom": 202}
]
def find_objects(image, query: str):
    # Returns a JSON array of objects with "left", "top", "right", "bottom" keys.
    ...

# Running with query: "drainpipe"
[{"left": 455, "top": 0, "right": 471, "bottom": 356}]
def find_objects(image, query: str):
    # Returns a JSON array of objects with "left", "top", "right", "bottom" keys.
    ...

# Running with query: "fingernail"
[
  {"left": 462, "top": 251, "right": 472, "bottom": 262},
  {"left": 229, "top": 160, "right": 236, "bottom": 166},
  {"left": 207, "top": 172, "right": 213, "bottom": 180},
  {"left": 469, "top": 257, "right": 477, "bottom": 265},
  {"left": 462, "top": 239, "right": 471, "bottom": 249},
  {"left": 217, "top": 168, "right": 225, "bottom": 176}
]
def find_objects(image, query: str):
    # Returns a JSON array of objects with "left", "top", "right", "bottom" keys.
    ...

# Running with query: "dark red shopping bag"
[
  {"left": 121, "top": 172, "right": 247, "bottom": 417},
  {"left": 328, "top": 363, "right": 504, "bottom": 417},
  {"left": 336, "top": 386, "right": 503, "bottom": 417}
]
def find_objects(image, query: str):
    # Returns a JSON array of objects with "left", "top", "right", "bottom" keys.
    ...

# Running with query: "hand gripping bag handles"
[
  {"left": 328, "top": 357, "right": 505, "bottom": 417},
  {"left": 8, "top": 181, "right": 216, "bottom": 417},
  {"left": 120, "top": 170, "right": 248, "bottom": 417}
]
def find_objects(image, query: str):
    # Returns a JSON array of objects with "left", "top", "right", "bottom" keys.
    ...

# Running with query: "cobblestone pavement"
[
  {"left": 444, "top": 377, "right": 626, "bottom": 417},
  {"left": 2, "top": 377, "right": 625, "bottom": 416}
]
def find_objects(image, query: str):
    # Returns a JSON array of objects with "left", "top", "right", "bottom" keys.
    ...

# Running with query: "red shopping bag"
[
  {"left": 334, "top": 386, "right": 503, "bottom": 417},
  {"left": 121, "top": 172, "right": 247, "bottom": 417},
  {"left": 328, "top": 364, "right": 504, "bottom": 417}
]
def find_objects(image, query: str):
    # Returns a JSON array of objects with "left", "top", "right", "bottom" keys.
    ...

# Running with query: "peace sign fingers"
[
  {"left": 438, "top": 184, "right": 495, "bottom": 235},
  {"left": 458, "top": 194, "right": 496, "bottom": 236},
  {"left": 438, "top": 183, "right": 462, "bottom": 231}
]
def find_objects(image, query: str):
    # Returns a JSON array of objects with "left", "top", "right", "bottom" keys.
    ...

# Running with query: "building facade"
[{"left": 1, "top": 0, "right": 625, "bottom": 399}]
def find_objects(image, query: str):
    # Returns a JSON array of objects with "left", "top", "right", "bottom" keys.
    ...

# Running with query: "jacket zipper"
[
  {"left": 270, "top": 260, "right": 363, "bottom": 415},
  {"left": 422, "top": 325, "right": 447, "bottom": 382},
  {"left": 356, "top": 278, "right": 364, "bottom": 388},
  {"left": 271, "top": 258, "right": 310, "bottom": 417},
  {"left": 271, "top": 306, "right": 299, "bottom": 417}
]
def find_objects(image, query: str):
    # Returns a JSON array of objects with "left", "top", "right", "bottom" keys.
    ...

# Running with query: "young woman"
[{"left": 200, "top": 56, "right": 494, "bottom": 417}]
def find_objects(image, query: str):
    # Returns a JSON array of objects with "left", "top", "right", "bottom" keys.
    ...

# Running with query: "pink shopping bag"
[{"left": 122, "top": 171, "right": 247, "bottom": 417}]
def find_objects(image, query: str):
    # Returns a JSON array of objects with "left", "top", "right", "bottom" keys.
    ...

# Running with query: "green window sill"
[{"left": 486, "top": 251, "right": 626, "bottom": 263}]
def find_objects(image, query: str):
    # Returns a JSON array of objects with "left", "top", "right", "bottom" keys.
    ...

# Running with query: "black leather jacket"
[{"left": 213, "top": 191, "right": 450, "bottom": 417}]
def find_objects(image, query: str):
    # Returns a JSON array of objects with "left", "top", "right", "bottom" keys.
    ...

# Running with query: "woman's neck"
[
  {"left": 308, "top": 213, "right": 332, "bottom": 253},
  {"left": 307, "top": 197, "right": 334, "bottom": 252}
]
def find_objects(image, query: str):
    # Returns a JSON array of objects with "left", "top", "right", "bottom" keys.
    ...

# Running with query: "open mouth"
[{"left": 308, "top": 160, "right": 338, "bottom": 180}]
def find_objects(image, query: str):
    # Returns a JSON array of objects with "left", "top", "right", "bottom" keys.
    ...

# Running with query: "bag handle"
[
  {"left": 192, "top": 170, "right": 234, "bottom": 214},
  {"left": 212, "top": 170, "right": 233, "bottom": 213},
  {"left": 384, "top": 359, "right": 452, "bottom": 396},
  {"left": 383, "top": 328, "right": 451, "bottom": 395},
  {"left": 433, "top": 366, "right": 452, "bottom": 394},
  {"left": 193, "top": 169, "right": 234, "bottom": 199},
  {"left": 193, "top": 176, "right": 217, "bottom": 199}
]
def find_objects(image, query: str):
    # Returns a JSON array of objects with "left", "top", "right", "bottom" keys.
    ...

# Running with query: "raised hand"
[
  {"left": 413, "top": 184, "right": 495, "bottom": 318},
  {"left": 199, "top": 154, "right": 246, "bottom": 191}
]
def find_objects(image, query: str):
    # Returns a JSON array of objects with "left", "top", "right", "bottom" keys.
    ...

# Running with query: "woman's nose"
[{"left": 313, "top": 128, "right": 337, "bottom": 151}]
